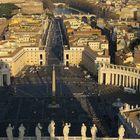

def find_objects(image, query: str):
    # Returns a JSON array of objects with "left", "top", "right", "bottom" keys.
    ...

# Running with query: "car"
[
  {"left": 85, "top": 75, "right": 91, "bottom": 79},
  {"left": 29, "top": 69, "right": 33, "bottom": 73},
  {"left": 32, "top": 71, "right": 36, "bottom": 74},
  {"left": 64, "top": 67, "right": 69, "bottom": 70},
  {"left": 83, "top": 70, "right": 87, "bottom": 74},
  {"left": 21, "top": 74, "right": 25, "bottom": 78},
  {"left": 87, "top": 74, "right": 91, "bottom": 78},
  {"left": 124, "top": 87, "right": 136, "bottom": 94}
]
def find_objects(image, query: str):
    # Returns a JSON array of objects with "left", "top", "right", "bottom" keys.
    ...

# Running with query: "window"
[
  {"left": 40, "top": 54, "right": 43, "bottom": 60},
  {"left": 66, "top": 61, "right": 69, "bottom": 67},
  {"left": 40, "top": 61, "right": 43, "bottom": 65},
  {"left": 66, "top": 54, "right": 69, "bottom": 59}
]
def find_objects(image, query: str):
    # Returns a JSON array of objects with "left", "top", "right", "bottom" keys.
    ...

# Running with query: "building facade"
[
  {"left": 98, "top": 63, "right": 140, "bottom": 92},
  {"left": 0, "top": 13, "right": 48, "bottom": 76},
  {"left": 82, "top": 47, "right": 110, "bottom": 75},
  {"left": 0, "top": 0, "right": 25, "bottom": 3},
  {"left": 134, "top": 46, "right": 140, "bottom": 69},
  {"left": 0, "top": 61, "right": 10, "bottom": 86}
]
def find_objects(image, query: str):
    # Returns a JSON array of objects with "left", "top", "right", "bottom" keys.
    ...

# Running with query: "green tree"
[
  {"left": 0, "top": 3, "right": 19, "bottom": 18},
  {"left": 41, "top": 0, "right": 54, "bottom": 11}
]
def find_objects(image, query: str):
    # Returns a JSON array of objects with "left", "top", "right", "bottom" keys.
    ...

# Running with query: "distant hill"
[
  {"left": 0, "top": 0, "right": 44, "bottom": 16},
  {"left": 0, "top": 0, "right": 25, "bottom": 3}
]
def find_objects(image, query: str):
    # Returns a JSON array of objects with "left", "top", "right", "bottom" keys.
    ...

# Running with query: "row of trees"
[
  {"left": 52, "top": 0, "right": 119, "bottom": 19},
  {"left": 41, "top": 0, "right": 54, "bottom": 11},
  {"left": 0, "top": 3, "right": 19, "bottom": 18},
  {"left": 52, "top": 0, "right": 94, "bottom": 13}
]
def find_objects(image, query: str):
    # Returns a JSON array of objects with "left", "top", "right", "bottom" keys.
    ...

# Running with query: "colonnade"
[{"left": 98, "top": 64, "right": 140, "bottom": 92}]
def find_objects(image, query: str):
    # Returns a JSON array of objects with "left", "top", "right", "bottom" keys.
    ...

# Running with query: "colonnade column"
[
  {"left": 138, "top": 79, "right": 140, "bottom": 92},
  {"left": 128, "top": 76, "right": 130, "bottom": 87},
  {"left": 116, "top": 74, "right": 120, "bottom": 86},
  {"left": 116, "top": 74, "right": 118, "bottom": 85},
  {"left": 126, "top": 76, "right": 129, "bottom": 87},
  {"left": 7, "top": 73, "right": 11, "bottom": 86},
  {"left": 133, "top": 77, "right": 136, "bottom": 89},
  {"left": 0, "top": 75, "right": 3, "bottom": 86},
  {"left": 136, "top": 78, "right": 139, "bottom": 91},
  {"left": 98, "top": 71, "right": 103, "bottom": 84},
  {"left": 119, "top": 75, "right": 122, "bottom": 86},
  {"left": 112, "top": 74, "right": 114, "bottom": 85},
  {"left": 114, "top": 74, "right": 116, "bottom": 85},
  {"left": 105, "top": 73, "right": 110, "bottom": 85},
  {"left": 123, "top": 75, "right": 125, "bottom": 87},
  {"left": 129, "top": 77, "right": 132, "bottom": 88}
]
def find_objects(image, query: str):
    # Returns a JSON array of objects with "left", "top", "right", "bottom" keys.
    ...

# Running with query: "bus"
[{"left": 124, "top": 87, "right": 136, "bottom": 94}]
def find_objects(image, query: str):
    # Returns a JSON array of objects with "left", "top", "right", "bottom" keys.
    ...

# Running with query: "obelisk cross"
[{"left": 52, "top": 64, "right": 56, "bottom": 97}]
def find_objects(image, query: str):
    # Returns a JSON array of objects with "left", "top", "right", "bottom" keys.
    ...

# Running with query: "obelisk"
[
  {"left": 52, "top": 64, "right": 56, "bottom": 97},
  {"left": 48, "top": 64, "right": 60, "bottom": 108}
]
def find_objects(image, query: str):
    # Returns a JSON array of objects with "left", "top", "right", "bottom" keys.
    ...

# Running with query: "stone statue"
[
  {"left": 124, "top": 103, "right": 130, "bottom": 111},
  {"left": 118, "top": 125, "right": 125, "bottom": 140},
  {"left": 81, "top": 123, "right": 87, "bottom": 137},
  {"left": 63, "top": 123, "right": 71, "bottom": 137},
  {"left": 6, "top": 124, "right": 14, "bottom": 140},
  {"left": 48, "top": 120, "right": 55, "bottom": 138},
  {"left": 35, "top": 123, "right": 42, "bottom": 140},
  {"left": 91, "top": 124, "right": 97, "bottom": 140},
  {"left": 18, "top": 123, "right": 26, "bottom": 140}
]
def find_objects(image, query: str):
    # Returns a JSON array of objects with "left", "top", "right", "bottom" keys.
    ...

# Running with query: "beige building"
[
  {"left": 115, "top": 27, "right": 135, "bottom": 51},
  {"left": 0, "top": 13, "right": 48, "bottom": 76},
  {"left": 21, "top": 1, "right": 44, "bottom": 14},
  {"left": 0, "top": 0, "right": 25, "bottom": 3},
  {"left": 63, "top": 17, "right": 108, "bottom": 67},
  {"left": 136, "top": 8, "right": 140, "bottom": 21},
  {"left": 120, "top": 7, "right": 138, "bottom": 19},
  {"left": 0, "top": 41, "right": 46, "bottom": 76},
  {"left": 64, "top": 45, "right": 84, "bottom": 66},
  {"left": 64, "top": 18, "right": 83, "bottom": 30},
  {"left": 134, "top": 46, "right": 140, "bottom": 69},
  {"left": 63, "top": 34, "right": 109, "bottom": 67},
  {"left": 115, "top": 48, "right": 134, "bottom": 65},
  {"left": 82, "top": 46, "right": 110, "bottom": 75},
  {"left": 98, "top": 63, "right": 140, "bottom": 91},
  {"left": 0, "top": 61, "right": 10, "bottom": 86}
]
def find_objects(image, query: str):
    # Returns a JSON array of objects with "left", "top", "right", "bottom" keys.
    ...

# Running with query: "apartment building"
[
  {"left": 82, "top": 47, "right": 110, "bottom": 75},
  {"left": 63, "top": 17, "right": 110, "bottom": 73},
  {"left": 0, "top": 13, "right": 48, "bottom": 76}
]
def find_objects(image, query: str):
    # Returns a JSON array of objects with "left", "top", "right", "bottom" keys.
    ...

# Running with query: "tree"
[
  {"left": 0, "top": 3, "right": 19, "bottom": 18},
  {"left": 41, "top": 0, "right": 54, "bottom": 11}
]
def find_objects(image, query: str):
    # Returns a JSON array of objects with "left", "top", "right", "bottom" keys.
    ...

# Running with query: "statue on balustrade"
[
  {"left": 18, "top": 123, "right": 26, "bottom": 140},
  {"left": 124, "top": 103, "right": 130, "bottom": 111},
  {"left": 63, "top": 123, "right": 71, "bottom": 138},
  {"left": 48, "top": 120, "right": 55, "bottom": 138},
  {"left": 35, "top": 123, "right": 42, "bottom": 140},
  {"left": 81, "top": 123, "right": 87, "bottom": 137},
  {"left": 118, "top": 125, "right": 125, "bottom": 140},
  {"left": 91, "top": 124, "right": 97, "bottom": 140},
  {"left": 6, "top": 123, "right": 14, "bottom": 140}
]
